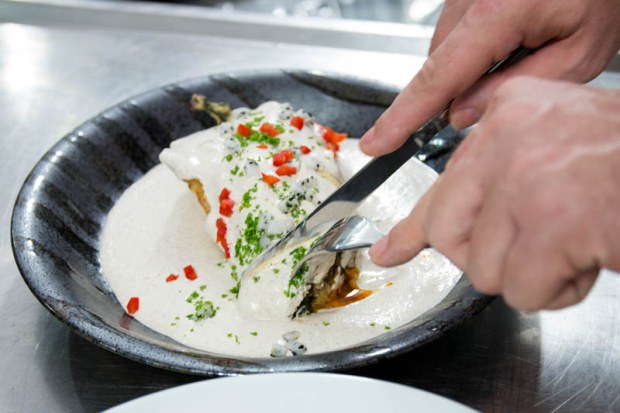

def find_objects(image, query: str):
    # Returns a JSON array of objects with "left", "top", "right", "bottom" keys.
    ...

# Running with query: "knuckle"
[{"left": 415, "top": 56, "right": 440, "bottom": 92}]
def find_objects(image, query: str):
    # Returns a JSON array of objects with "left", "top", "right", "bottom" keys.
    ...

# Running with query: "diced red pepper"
[
  {"left": 321, "top": 126, "right": 348, "bottom": 144},
  {"left": 218, "top": 188, "right": 231, "bottom": 202},
  {"left": 237, "top": 123, "right": 251, "bottom": 137},
  {"left": 166, "top": 273, "right": 179, "bottom": 283},
  {"left": 126, "top": 297, "right": 140, "bottom": 315},
  {"left": 261, "top": 173, "right": 280, "bottom": 185},
  {"left": 183, "top": 264, "right": 198, "bottom": 280},
  {"left": 256, "top": 144, "right": 268, "bottom": 149},
  {"left": 218, "top": 188, "right": 235, "bottom": 217},
  {"left": 272, "top": 150, "right": 294, "bottom": 166},
  {"left": 216, "top": 218, "right": 231, "bottom": 259},
  {"left": 272, "top": 152, "right": 287, "bottom": 166},
  {"left": 300, "top": 145, "right": 311, "bottom": 154},
  {"left": 275, "top": 165, "right": 297, "bottom": 176},
  {"left": 290, "top": 116, "right": 304, "bottom": 130},
  {"left": 219, "top": 198, "right": 235, "bottom": 217},
  {"left": 282, "top": 150, "right": 294, "bottom": 161},
  {"left": 325, "top": 141, "right": 340, "bottom": 152},
  {"left": 259, "top": 123, "right": 281, "bottom": 137}
]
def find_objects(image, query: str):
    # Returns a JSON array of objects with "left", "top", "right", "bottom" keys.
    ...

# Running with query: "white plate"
[{"left": 106, "top": 373, "right": 477, "bottom": 413}]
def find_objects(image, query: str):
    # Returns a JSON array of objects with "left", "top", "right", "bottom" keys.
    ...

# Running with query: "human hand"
[
  {"left": 369, "top": 77, "right": 620, "bottom": 311},
  {"left": 360, "top": 0, "right": 620, "bottom": 156}
]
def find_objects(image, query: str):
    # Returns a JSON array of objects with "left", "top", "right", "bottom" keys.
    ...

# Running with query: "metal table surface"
[{"left": 2, "top": 1, "right": 620, "bottom": 412}]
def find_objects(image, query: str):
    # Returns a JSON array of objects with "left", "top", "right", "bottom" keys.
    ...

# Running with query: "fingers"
[
  {"left": 466, "top": 184, "right": 519, "bottom": 295},
  {"left": 543, "top": 270, "right": 599, "bottom": 310},
  {"left": 370, "top": 128, "right": 490, "bottom": 269},
  {"left": 429, "top": 0, "right": 473, "bottom": 53},
  {"left": 496, "top": 212, "right": 601, "bottom": 311},
  {"left": 360, "top": 5, "right": 524, "bottom": 156},
  {"left": 368, "top": 183, "right": 436, "bottom": 267},
  {"left": 449, "top": 37, "right": 597, "bottom": 129}
]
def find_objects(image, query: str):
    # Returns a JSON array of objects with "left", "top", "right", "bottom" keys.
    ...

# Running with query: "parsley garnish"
[
  {"left": 234, "top": 130, "right": 280, "bottom": 147},
  {"left": 185, "top": 290, "right": 219, "bottom": 321},
  {"left": 229, "top": 281, "right": 240, "bottom": 298},
  {"left": 290, "top": 246, "right": 308, "bottom": 266},
  {"left": 233, "top": 212, "right": 265, "bottom": 265},
  {"left": 186, "top": 289, "right": 219, "bottom": 321},
  {"left": 283, "top": 246, "right": 309, "bottom": 298},
  {"left": 240, "top": 184, "right": 258, "bottom": 211}
]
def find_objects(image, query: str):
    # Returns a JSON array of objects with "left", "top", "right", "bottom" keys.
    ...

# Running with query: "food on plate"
[
  {"left": 100, "top": 96, "right": 461, "bottom": 358},
  {"left": 160, "top": 101, "right": 364, "bottom": 320}
]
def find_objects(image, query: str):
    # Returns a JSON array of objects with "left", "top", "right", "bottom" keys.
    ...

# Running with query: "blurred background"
[{"left": 129, "top": 0, "right": 445, "bottom": 24}]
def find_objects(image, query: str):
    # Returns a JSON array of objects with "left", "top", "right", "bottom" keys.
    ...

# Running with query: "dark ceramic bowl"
[{"left": 11, "top": 70, "right": 492, "bottom": 375}]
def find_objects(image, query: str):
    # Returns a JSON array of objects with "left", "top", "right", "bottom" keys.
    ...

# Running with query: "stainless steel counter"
[{"left": 2, "top": 1, "right": 620, "bottom": 411}]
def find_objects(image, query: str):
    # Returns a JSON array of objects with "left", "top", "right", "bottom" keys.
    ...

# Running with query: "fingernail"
[
  {"left": 368, "top": 236, "right": 388, "bottom": 263},
  {"left": 450, "top": 107, "right": 480, "bottom": 130},
  {"left": 359, "top": 127, "right": 375, "bottom": 154}
]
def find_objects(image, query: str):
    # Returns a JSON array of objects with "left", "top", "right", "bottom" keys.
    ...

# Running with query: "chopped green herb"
[
  {"left": 290, "top": 246, "right": 308, "bottom": 266},
  {"left": 370, "top": 322, "right": 376, "bottom": 327},
  {"left": 253, "top": 276, "right": 261, "bottom": 283},
  {"left": 235, "top": 130, "right": 280, "bottom": 147},
  {"left": 233, "top": 212, "right": 265, "bottom": 265},
  {"left": 230, "top": 267, "right": 239, "bottom": 282},
  {"left": 384, "top": 326, "right": 392, "bottom": 330},
  {"left": 283, "top": 245, "right": 310, "bottom": 298},
  {"left": 230, "top": 165, "right": 240, "bottom": 175},
  {"left": 229, "top": 281, "right": 241, "bottom": 298},
  {"left": 240, "top": 184, "right": 258, "bottom": 211},
  {"left": 186, "top": 298, "right": 219, "bottom": 321},
  {"left": 186, "top": 291, "right": 199, "bottom": 303},
  {"left": 273, "top": 268, "right": 280, "bottom": 274},
  {"left": 224, "top": 154, "right": 233, "bottom": 162},
  {"left": 322, "top": 321, "right": 330, "bottom": 327},
  {"left": 199, "top": 284, "right": 207, "bottom": 292},
  {"left": 250, "top": 331, "right": 258, "bottom": 336},
  {"left": 284, "top": 262, "right": 308, "bottom": 298}
]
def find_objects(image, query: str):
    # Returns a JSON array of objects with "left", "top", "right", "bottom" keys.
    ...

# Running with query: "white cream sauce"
[{"left": 100, "top": 126, "right": 461, "bottom": 358}]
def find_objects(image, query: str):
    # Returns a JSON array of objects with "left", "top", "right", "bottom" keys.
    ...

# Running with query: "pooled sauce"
[
  {"left": 101, "top": 133, "right": 461, "bottom": 358},
  {"left": 321, "top": 267, "right": 372, "bottom": 310}
]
